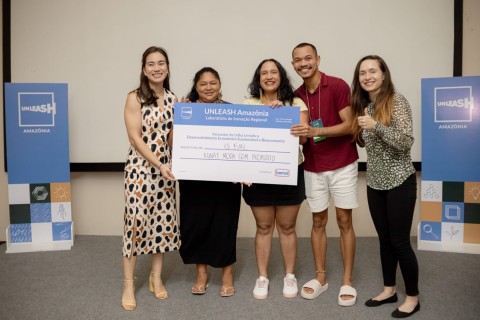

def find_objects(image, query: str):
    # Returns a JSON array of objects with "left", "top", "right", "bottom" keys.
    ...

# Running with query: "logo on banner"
[
  {"left": 434, "top": 86, "right": 474, "bottom": 123},
  {"left": 18, "top": 92, "right": 56, "bottom": 127}
]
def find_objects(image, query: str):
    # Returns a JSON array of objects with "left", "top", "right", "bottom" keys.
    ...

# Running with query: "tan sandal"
[
  {"left": 220, "top": 286, "right": 235, "bottom": 297},
  {"left": 192, "top": 282, "right": 209, "bottom": 295},
  {"left": 122, "top": 278, "right": 136, "bottom": 311},
  {"left": 149, "top": 271, "right": 168, "bottom": 300}
]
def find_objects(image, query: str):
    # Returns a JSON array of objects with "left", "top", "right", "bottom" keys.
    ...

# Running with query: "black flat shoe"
[
  {"left": 391, "top": 302, "right": 420, "bottom": 318},
  {"left": 365, "top": 292, "right": 398, "bottom": 307}
]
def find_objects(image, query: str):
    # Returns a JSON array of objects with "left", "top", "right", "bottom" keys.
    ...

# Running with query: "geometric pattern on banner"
[
  {"left": 50, "top": 183, "right": 71, "bottom": 202},
  {"left": 465, "top": 182, "right": 480, "bottom": 203},
  {"left": 52, "top": 222, "right": 72, "bottom": 241},
  {"left": 9, "top": 224, "right": 32, "bottom": 243},
  {"left": 8, "top": 184, "right": 30, "bottom": 204},
  {"left": 421, "top": 180, "right": 442, "bottom": 202},
  {"left": 30, "top": 183, "right": 51, "bottom": 203},
  {"left": 8, "top": 182, "right": 72, "bottom": 243},
  {"left": 420, "top": 180, "right": 480, "bottom": 244},
  {"left": 31, "top": 223, "right": 53, "bottom": 243},
  {"left": 464, "top": 224, "right": 480, "bottom": 244}
]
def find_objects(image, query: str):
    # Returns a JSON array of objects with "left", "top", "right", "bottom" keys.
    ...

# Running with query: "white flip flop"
[
  {"left": 338, "top": 285, "right": 357, "bottom": 306},
  {"left": 300, "top": 279, "right": 328, "bottom": 300}
]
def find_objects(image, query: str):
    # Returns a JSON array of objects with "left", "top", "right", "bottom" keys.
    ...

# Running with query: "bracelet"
[
  {"left": 315, "top": 270, "right": 326, "bottom": 274},
  {"left": 158, "top": 163, "right": 165, "bottom": 170}
]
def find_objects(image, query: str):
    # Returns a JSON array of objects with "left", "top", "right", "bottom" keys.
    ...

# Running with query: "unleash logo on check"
[{"left": 275, "top": 169, "right": 290, "bottom": 177}]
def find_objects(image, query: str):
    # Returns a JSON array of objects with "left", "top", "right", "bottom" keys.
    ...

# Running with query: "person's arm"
[
  {"left": 293, "top": 98, "right": 310, "bottom": 144},
  {"left": 290, "top": 106, "right": 353, "bottom": 138},
  {"left": 313, "top": 105, "right": 353, "bottom": 138},
  {"left": 167, "top": 128, "right": 174, "bottom": 148},
  {"left": 124, "top": 92, "right": 175, "bottom": 180},
  {"left": 299, "top": 110, "right": 309, "bottom": 145},
  {"left": 167, "top": 95, "right": 178, "bottom": 149}
]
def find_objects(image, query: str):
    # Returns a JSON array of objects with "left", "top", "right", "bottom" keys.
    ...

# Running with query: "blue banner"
[
  {"left": 174, "top": 102, "right": 300, "bottom": 128},
  {"left": 419, "top": 76, "right": 480, "bottom": 253},
  {"left": 5, "top": 83, "right": 72, "bottom": 252}
]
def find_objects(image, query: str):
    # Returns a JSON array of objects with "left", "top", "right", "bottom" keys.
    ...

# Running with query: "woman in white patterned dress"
[{"left": 121, "top": 46, "right": 180, "bottom": 311}]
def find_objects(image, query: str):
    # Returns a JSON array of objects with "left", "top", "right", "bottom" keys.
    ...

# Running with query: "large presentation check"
[{"left": 172, "top": 102, "right": 300, "bottom": 185}]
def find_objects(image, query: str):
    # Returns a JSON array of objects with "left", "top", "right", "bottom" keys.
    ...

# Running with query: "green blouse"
[{"left": 362, "top": 92, "right": 416, "bottom": 190}]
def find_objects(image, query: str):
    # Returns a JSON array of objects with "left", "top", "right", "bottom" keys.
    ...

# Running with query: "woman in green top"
[{"left": 351, "top": 55, "right": 420, "bottom": 319}]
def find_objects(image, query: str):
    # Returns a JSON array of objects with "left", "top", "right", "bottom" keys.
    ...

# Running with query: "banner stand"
[
  {"left": 419, "top": 76, "right": 480, "bottom": 254},
  {"left": 5, "top": 222, "right": 74, "bottom": 254},
  {"left": 5, "top": 83, "right": 73, "bottom": 253}
]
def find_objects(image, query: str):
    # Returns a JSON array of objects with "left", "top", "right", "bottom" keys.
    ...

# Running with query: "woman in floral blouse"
[{"left": 351, "top": 55, "right": 420, "bottom": 319}]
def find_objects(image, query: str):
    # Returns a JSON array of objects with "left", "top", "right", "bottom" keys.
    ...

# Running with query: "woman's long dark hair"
[
  {"left": 351, "top": 55, "right": 395, "bottom": 146},
  {"left": 135, "top": 46, "right": 171, "bottom": 106},
  {"left": 186, "top": 67, "right": 221, "bottom": 102},
  {"left": 248, "top": 59, "right": 295, "bottom": 106}
]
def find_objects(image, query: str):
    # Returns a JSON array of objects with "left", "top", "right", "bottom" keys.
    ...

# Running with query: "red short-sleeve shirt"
[{"left": 295, "top": 72, "right": 358, "bottom": 172}]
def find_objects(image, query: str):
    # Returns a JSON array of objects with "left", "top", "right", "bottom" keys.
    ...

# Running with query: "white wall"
[
  {"left": 9, "top": 0, "right": 455, "bottom": 164},
  {"left": 1, "top": 0, "right": 480, "bottom": 241},
  {"left": 463, "top": 0, "right": 480, "bottom": 77}
]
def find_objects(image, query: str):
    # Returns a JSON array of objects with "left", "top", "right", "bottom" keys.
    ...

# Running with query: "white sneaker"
[
  {"left": 283, "top": 273, "right": 298, "bottom": 298},
  {"left": 253, "top": 276, "right": 269, "bottom": 299}
]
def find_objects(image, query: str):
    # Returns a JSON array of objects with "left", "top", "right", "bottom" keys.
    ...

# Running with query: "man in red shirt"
[{"left": 290, "top": 42, "right": 359, "bottom": 306}]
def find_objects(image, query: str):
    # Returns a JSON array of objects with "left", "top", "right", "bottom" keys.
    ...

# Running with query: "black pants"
[{"left": 367, "top": 174, "right": 419, "bottom": 296}]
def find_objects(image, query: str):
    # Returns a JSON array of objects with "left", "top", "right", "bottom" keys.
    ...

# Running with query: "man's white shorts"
[{"left": 304, "top": 161, "right": 359, "bottom": 213}]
